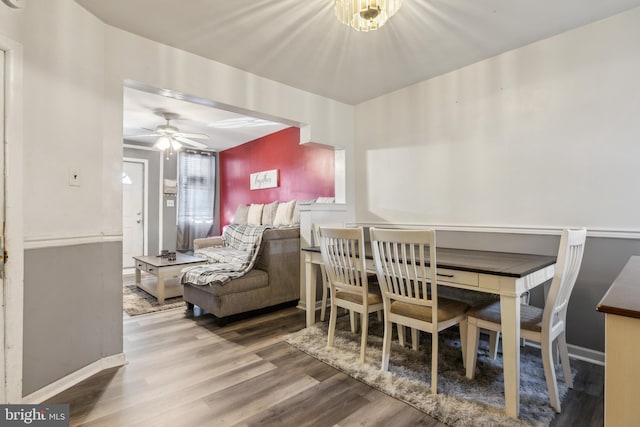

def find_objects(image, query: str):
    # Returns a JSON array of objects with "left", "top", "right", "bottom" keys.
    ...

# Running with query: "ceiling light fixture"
[
  {"left": 334, "top": 0, "right": 402, "bottom": 32},
  {"left": 154, "top": 135, "right": 182, "bottom": 159}
]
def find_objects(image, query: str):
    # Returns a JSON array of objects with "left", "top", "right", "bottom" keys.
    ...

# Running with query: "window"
[{"left": 176, "top": 150, "right": 216, "bottom": 251}]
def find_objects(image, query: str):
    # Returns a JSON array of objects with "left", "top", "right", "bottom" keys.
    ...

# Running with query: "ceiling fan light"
[
  {"left": 170, "top": 138, "right": 182, "bottom": 150},
  {"left": 155, "top": 136, "right": 171, "bottom": 150}
]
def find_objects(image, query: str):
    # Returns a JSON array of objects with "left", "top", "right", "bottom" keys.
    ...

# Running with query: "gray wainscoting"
[{"left": 23, "top": 241, "right": 123, "bottom": 396}]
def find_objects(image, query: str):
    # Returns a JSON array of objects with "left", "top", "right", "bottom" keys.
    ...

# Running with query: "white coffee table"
[{"left": 133, "top": 253, "right": 207, "bottom": 304}]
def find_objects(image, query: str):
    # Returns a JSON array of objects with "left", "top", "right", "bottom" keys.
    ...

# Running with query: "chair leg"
[
  {"left": 541, "top": 339, "right": 561, "bottom": 413},
  {"left": 466, "top": 319, "right": 480, "bottom": 379},
  {"left": 459, "top": 319, "right": 468, "bottom": 369},
  {"left": 397, "top": 324, "right": 405, "bottom": 347},
  {"left": 350, "top": 311, "right": 358, "bottom": 333},
  {"left": 488, "top": 331, "right": 500, "bottom": 359},
  {"left": 411, "top": 328, "right": 419, "bottom": 351},
  {"left": 320, "top": 283, "right": 328, "bottom": 322},
  {"left": 359, "top": 311, "right": 369, "bottom": 364},
  {"left": 557, "top": 332, "right": 574, "bottom": 389},
  {"left": 327, "top": 302, "right": 338, "bottom": 348},
  {"left": 431, "top": 332, "right": 439, "bottom": 394},
  {"left": 376, "top": 310, "right": 382, "bottom": 321},
  {"left": 381, "top": 320, "right": 393, "bottom": 372}
]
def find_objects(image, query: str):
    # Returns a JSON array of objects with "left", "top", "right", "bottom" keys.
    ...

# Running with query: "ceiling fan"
[{"left": 133, "top": 112, "right": 210, "bottom": 153}]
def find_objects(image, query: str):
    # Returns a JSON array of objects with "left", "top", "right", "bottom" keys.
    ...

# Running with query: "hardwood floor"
[{"left": 46, "top": 305, "right": 603, "bottom": 426}]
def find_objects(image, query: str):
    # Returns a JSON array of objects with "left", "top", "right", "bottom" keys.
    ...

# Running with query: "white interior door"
[{"left": 122, "top": 160, "right": 145, "bottom": 268}]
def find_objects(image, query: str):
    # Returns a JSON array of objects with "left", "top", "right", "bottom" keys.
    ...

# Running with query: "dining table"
[{"left": 301, "top": 244, "right": 556, "bottom": 418}]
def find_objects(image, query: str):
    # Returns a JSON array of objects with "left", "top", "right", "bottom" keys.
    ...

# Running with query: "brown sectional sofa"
[{"left": 183, "top": 226, "right": 300, "bottom": 324}]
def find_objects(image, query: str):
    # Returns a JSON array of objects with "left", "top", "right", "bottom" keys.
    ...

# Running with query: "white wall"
[
  {"left": 352, "top": 7, "right": 640, "bottom": 354},
  {"left": 354, "top": 7, "right": 640, "bottom": 233},
  {"left": 0, "top": 0, "right": 355, "bottom": 398}
]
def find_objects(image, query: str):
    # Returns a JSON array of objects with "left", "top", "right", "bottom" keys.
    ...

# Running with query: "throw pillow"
[
  {"left": 233, "top": 204, "right": 249, "bottom": 225},
  {"left": 247, "top": 203, "right": 264, "bottom": 226},
  {"left": 261, "top": 201, "right": 279, "bottom": 226},
  {"left": 273, "top": 200, "right": 296, "bottom": 227}
]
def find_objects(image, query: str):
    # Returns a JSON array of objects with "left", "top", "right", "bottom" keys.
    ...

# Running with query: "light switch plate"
[
  {"left": 166, "top": 199, "right": 175, "bottom": 207},
  {"left": 69, "top": 169, "right": 81, "bottom": 187}
]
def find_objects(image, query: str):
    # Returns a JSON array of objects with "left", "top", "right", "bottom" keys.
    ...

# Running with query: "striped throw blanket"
[{"left": 180, "top": 224, "right": 270, "bottom": 286}]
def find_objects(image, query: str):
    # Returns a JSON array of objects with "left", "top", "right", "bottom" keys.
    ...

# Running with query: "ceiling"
[
  {"left": 77, "top": 0, "right": 640, "bottom": 150},
  {"left": 123, "top": 86, "right": 289, "bottom": 151}
]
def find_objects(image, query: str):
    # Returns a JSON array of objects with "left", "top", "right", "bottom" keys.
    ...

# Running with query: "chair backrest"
[
  {"left": 318, "top": 226, "right": 370, "bottom": 297},
  {"left": 370, "top": 228, "right": 438, "bottom": 319},
  {"left": 543, "top": 228, "right": 587, "bottom": 330}
]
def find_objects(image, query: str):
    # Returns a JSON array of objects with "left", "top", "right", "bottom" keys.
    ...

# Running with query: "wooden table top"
[
  {"left": 302, "top": 245, "right": 556, "bottom": 278},
  {"left": 597, "top": 256, "right": 640, "bottom": 319},
  {"left": 133, "top": 253, "right": 207, "bottom": 268}
]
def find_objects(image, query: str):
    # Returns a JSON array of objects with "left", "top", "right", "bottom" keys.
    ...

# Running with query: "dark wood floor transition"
[{"left": 47, "top": 304, "right": 604, "bottom": 426}]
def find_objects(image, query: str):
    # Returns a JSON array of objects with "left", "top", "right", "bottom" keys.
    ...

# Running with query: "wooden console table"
[
  {"left": 597, "top": 255, "right": 640, "bottom": 426},
  {"left": 133, "top": 254, "right": 207, "bottom": 304}
]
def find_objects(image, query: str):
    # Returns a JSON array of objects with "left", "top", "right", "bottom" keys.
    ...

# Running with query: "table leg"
[
  {"left": 305, "top": 254, "right": 317, "bottom": 327},
  {"left": 157, "top": 274, "right": 166, "bottom": 305},
  {"left": 501, "top": 294, "right": 521, "bottom": 418},
  {"left": 135, "top": 266, "right": 141, "bottom": 286}
]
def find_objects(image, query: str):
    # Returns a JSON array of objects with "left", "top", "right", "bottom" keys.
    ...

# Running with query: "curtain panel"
[{"left": 177, "top": 150, "right": 216, "bottom": 251}]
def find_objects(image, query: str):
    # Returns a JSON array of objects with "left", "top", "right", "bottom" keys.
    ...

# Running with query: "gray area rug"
[
  {"left": 285, "top": 316, "right": 569, "bottom": 427},
  {"left": 123, "top": 284, "right": 185, "bottom": 316}
]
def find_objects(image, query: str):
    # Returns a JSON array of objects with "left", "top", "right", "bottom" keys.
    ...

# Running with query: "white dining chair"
[
  {"left": 370, "top": 227, "right": 469, "bottom": 394},
  {"left": 312, "top": 224, "right": 333, "bottom": 323},
  {"left": 465, "top": 228, "right": 587, "bottom": 412},
  {"left": 318, "top": 226, "right": 384, "bottom": 364},
  {"left": 314, "top": 224, "right": 365, "bottom": 332}
]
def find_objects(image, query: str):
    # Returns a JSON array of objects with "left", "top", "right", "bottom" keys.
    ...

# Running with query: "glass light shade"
[
  {"left": 334, "top": 0, "right": 402, "bottom": 32},
  {"left": 170, "top": 138, "right": 182, "bottom": 150},
  {"left": 154, "top": 136, "right": 171, "bottom": 150}
]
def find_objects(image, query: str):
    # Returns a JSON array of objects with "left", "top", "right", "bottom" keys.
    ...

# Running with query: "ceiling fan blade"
[
  {"left": 175, "top": 132, "right": 209, "bottom": 140},
  {"left": 175, "top": 136, "right": 208, "bottom": 149},
  {"left": 126, "top": 133, "right": 161, "bottom": 138}
]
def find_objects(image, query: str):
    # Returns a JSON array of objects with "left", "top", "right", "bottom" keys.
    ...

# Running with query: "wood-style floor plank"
[{"left": 45, "top": 282, "right": 604, "bottom": 427}]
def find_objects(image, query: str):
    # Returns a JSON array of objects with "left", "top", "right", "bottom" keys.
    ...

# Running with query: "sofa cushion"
[{"left": 190, "top": 269, "right": 268, "bottom": 297}]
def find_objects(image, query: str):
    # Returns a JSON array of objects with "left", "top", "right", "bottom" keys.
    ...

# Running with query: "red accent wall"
[{"left": 218, "top": 127, "right": 335, "bottom": 231}]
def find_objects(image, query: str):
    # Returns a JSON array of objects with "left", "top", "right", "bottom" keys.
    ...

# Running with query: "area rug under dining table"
[{"left": 285, "top": 315, "right": 570, "bottom": 427}]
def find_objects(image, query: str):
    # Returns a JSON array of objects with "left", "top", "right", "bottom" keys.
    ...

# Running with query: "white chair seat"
[
  {"left": 467, "top": 301, "right": 559, "bottom": 333},
  {"left": 391, "top": 298, "right": 469, "bottom": 323},
  {"left": 336, "top": 290, "right": 383, "bottom": 306}
]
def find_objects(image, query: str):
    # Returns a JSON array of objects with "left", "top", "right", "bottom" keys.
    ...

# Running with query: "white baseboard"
[
  {"left": 21, "top": 353, "right": 128, "bottom": 404},
  {"left": 567, "top": 343, "right": 605, "bottom": 366},
  {"left": 523, "top": 341, "right": 605, "bottom": 366}
]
